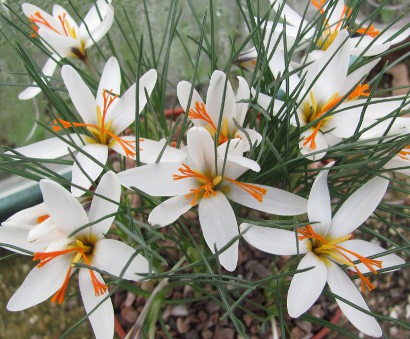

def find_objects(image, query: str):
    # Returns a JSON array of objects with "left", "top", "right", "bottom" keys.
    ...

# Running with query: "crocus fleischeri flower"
[
  {"left": 2, "top": 171, "right": 151, "bottom": 339},
  {"left": 118, "top": 126, "right": 308, "bottom": 271},
  {"left": 241, "top": 162, "right": 404, "bottom": 337},
  {"left": 13, "top": 57, "right": 186, "bottom": 196},
  {"left": 19, "top": 0, "right": 114, "bottom": 100}
]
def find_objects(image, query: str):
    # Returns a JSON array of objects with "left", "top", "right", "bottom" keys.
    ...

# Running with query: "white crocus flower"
[
  {"left": 118, "top": 127, "right": 307, "bottom": 271},
  {"left": 177, "top": 70, "right": 262, "bottom": 152},
  {"left": 19, "top": 1, "right": 114, "bottom": 100},
  {"left": 12, "top": 57, "right": 186, "bottom": 197},
  {"left": 6, "top": 171, "right": 151, "bottom": 339},
  {"left": 271, "top": 0, "right": 410, "bottom": 57},
  {"left": 241, "top": 163, "right": 404, "bottom": 337},
  {"left": 256, "top": 30, "right": 409, "bottom": 160}
]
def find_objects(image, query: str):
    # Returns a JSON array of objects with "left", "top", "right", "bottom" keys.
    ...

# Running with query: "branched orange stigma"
[
  {"left": 82, "top": 254, "right": 108, "bottom": 296},
  {"left": 188, "top": 101, "right": 217, "bottom": 132},
  {"left": 348, "top": 84, "right": 370, "bottom": 100},
  {"left": 173, "top": 164, "right": 221, "bottom": 205},
  {"left": 398, "top": 146, "right": 410, "bottom": 160},
  {"left": 356, "top": 24, "right": 380, "bottom": 38},
  {"left": 29, "top": 11, "right": 60, "bottom": 35},
  {"left": 298, "top": 225, "right": 383, "bottom": 291},
  {"left": 303, "top": 121, "right": 323, "bottom": 151},
  {"left": 36, "top": 214, "right": 49, "bottom": 224},
  {"left": 224, "top": 177, "right": 267, "bottom": 202},
  {"left": 311, "top": 0, "right": 326, "bottom": 13}
]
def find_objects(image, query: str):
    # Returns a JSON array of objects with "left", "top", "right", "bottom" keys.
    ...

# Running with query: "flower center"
[
  {"left": 33, "top": 239, "right": 107, "bottom": 304},
  {"left": 173, "top": 164, "right": 267, "bottom": 205},
  {"left": 188, "top": 101, "right": 233, "bottom": 145},
  {"left": 298, "top": 225, "right": 382, "bottom": 291},
  {"left": 302, "top": 84, "right": 370, "bottom": 150},
  {"left": 53, "top": 89, "right": 140, "bottom": 158}
]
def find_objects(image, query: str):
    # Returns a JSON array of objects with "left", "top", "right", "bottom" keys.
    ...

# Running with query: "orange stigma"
[
  {"left": 36, "top": 214, "right": 49, "bottom": 224},
  {"left": 356, "top": 24, "right": 380, "bottom": 38},
  {"left": 398, "top": 146, "right": 410, "bottom": 160},
  {"left": 298, "top": 225, "right": 383, "bottom": 291},
  {"left": 224, "top": 178, "right": 267, "bottom": 202}
]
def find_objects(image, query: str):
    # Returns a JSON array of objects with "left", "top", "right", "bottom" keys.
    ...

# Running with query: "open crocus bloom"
[
  {"left": 241, "top": 163, "right": 404, "bottom": 337},
  {"left": 177, "top": 70, "right": 262, "bottom": 152},
  {"left": 256, "top": 30, "right": 410, "bottom": 161},
  {"left": 6, "top": 171, "right": 151, "bottom": 339},
  {"left": 19, "top": 0, "right": 114, "bottom": 100},
  {"left": 12, "top": 57, "right": 186, "bottom": 197},
  {"left": 271, "top": 0, "right": 410, "bottom": 57},
  {"left": 118, "top": 127, "right": 307, "bottom": 271}
]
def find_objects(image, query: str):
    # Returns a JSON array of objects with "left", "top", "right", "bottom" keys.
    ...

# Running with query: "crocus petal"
[
  {"left": 108, "top": 69, "right": 157, "bottom": 135},
  {"left": 221, "top": 155, "right": 260, "bottom": 174},
  {"left": 22, "top": 4, "right": 62, "bottom": 34},
  {"left": 287, "top": 252, "right": 327, "bottom": 318},
  {"left": 198, "top": 191, "right": 239, "bottom": 271},
  {"left": 329, "top": 176, "right": 389, "bottom": 239},
  {"left": 226, "top": 183, "right": 307, "bottom": 216},
  {"left": 7, "top": 255, "right": 72, "bottom": 311},
  {"left": 234, "top": 128, "right": 262, "bottom": 151},
  {"left": 3, "top": 203, "right": 48, "bottom": 226},
  {"left": 139, "top": 138, "right": 187, "bottom": 163},
  {"left": 79, "top": 268, "right": 114, "bottom": 339},
  {"left": 52, "top": 5, "right": 79, "bottom": 33},
  {"left": 270, "top": 0, "right": 308, "bottom": 28},
  {"left": 92, "top": 239, "right": 150, "bottom": 281},
  {"left": 88, "top": 171, "right": 120, "bottom": 238},
  {"left": 240, "top": 223, "right": 309, "bottom": 255},
  {"left": 0, "top": 226, "right": 46, "bottom": 254},
  {"left": 118, "top": 163, "right": 196, "bottom": 196},
  {"left": 177, "top": 81, "right": 205, "bottom": 125},
  {"left": 96, "top": 57, "right": 121, "bottom": 114},
  {"left": 299, "top": 129, "right": 328, "bottom": 161},
  {"left": 19, "top": 55, "right": 61, "bottom": 100},
  {"left": 308, "top": 165, "right": 332, "bottom": 236},
  {"left": 206, "top": 70, "right": 236, "bottom": 127},
  {"left": 38, "top": 28, "right": 79, "bottom": 57},
  {"left": 148, "top": 195, "right": 193, "bottom": 227},
  {"left": 71, "top": 144, "right": 108, "bottom": 197},
  {"left": 79, "top": 0, "right": 112, "bottom": 36},
  {"left": 337, "top": 239, "right": 405, "bottom": 274},
  {"left": 187, "top": 127, "right": 216, "bottom": 175},
  {"left": 61, "top": 65, "right": 97, "bottom": 125},
  {"left": 27, "top": 218, "right": 63, "bottom": 244},
  {"left": 235, "top": 76, "right": 250, "bottom": 126},
  {"left": 40, "top": 179, "right": 89, "bottom": 236},
  {"left": 251, "top": 89, "right": 285, "bottom": 116},
  {"left": 341, "top": 59, "right": 380, "bottom": 96},
  {"left": 384, "top": 157, "right": 410, "bottom": 176},
  {"left": 83, "top": 5, "right": 114, "bottom": 49},
  {"left": 217, "top": 138, "right": 244, "bottom": 157},
  {"left": 326, "top": 261, "right": 382, "bottom": 337},
  {"left": 11, "top": 134, "right": 84, "bottom": 159}
]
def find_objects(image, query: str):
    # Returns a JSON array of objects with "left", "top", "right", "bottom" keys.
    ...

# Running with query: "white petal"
[
  {"left": 88, "top": 171, "right": 120, "bottom": 238},
  {"left": 225, "top": 183, "right": 307, "bottom": 215},
  {"left": 329, "top": 176, "right": 389, "bottom": 238},
  {"left": 384, "top": 157, "right": 410, "bottom": 176},
  {"left": 308, "top": 166, "right": 332, "bottom": 236},
  {"left": 186, "top": 127, "right": 216, "bottom": 175},
  {"left": 71, "top": 144, "right": 108, "bottom": 197},
  {"left": 271, "top": 0, "right": 307, "bottom": 28},
  {"left": 148, "top": 195, "right": 193, "bottom": 226},
  {"left": 299, "top": 129, "right": 328, "bottom": 161},
  {"left": 223, "top": 155, "right": 260, "bottom": 173},
  {"left": 198, "top": 191, "right": 239, "bottom": 271},
  {"left": 0, "top": 226, "right": 46, "bottom": 254},
  {"left": 235, "top": 76, "right": 250, "bottom": 126},
  {"left": 240, "top": 223, "right": 309, "bottom": 255},
  {"left": 96, "top": 57, "right": 121, "bottom": 114},
  {"left": 234, "top": 128, "right": 262, "bottom": 151},
  {"left": 38, "top": 28, "right": 79, "bottom": 57},
  {"left": 177, "top": 81, "right": 205, "bottom": 126},
  {"left": 287, "top": 252, "right": 327, "bottom": 317},
  {"left": 3, "top": 203, "right": 48, "bottom": 225},
  {"left": 251, "top": 89, "right": 285, "bottom": 116},
  {"left": 7, "top": 255, "right": 72, "bottom": 311},
  {"left": 108, "top": 69, "right": 157, "bottom": 135},
  {"left": 92, "top": 239, "right": 150, "bottom": 280},
  {"left": 79, "top": 0, "right": 112, "bottom": 36},
  {"left": 19, "top": 56, "right": 60, "bottom": 100},
  {"left": 206, "top": 71, "right": 236, "bottom": 127},
  {"left": 327, "top": 261, "right": 382, "bottom": 337},
  {"left": 11, "top": 134, "right": 84, "bottom": 159},
  {"left": 27, "top": 218, "right": 63, "bottom": 244},
  {"left": 83, "top": 5, "right": 114, "bottom": 49},
  {"left": 341, "top": 59, "right": 380, "bottom": 96},
  {"left": 79, "top": 268, "right": 114, "bottom": 339},
  {"left": 61, "top": 65, "right": 97, "bottom": 125},
  {"left": 139, "top": 138, "right": 187, "bottom": 163},
  {"left": 217, "top": 138, "right": 245, "bottom": 157},
  {"left": 40, "top": 179, "right": 89, "bottom": 236},
  {"left": 118, "top": 163, "right": 195, "bottom": 196},
  {"left": 337, "top": 239, "right": 405, "bottom": 274}
]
